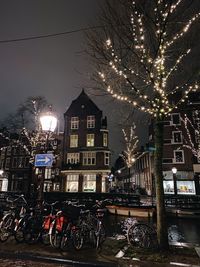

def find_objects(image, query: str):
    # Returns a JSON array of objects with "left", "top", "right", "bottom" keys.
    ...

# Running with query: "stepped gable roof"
[{"left": 64, "top": 89, "right": 101, "bottom": 116}]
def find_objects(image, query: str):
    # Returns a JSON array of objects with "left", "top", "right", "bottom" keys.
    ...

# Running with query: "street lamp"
[
  {"left": 172, "top": 167, "right": 177, "bottom": 195},
  {"left": 37, "top": 111, "right": 58, "bottom": 204}
]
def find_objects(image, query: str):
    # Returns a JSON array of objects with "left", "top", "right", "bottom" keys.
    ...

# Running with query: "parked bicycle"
[
  {"left": 127, "top": 222, "right": 158, "bottom": 249},
  {"left": 0, "top": 194, "right": 27, "bottom": 242},
  {"left": 49, "top": 201, "right": 83, "bottom": 250}
]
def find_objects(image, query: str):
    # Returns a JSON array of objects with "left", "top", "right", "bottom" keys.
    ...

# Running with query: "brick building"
[{"left": 61, "top": 90, "right": 111, "bottom": 192}]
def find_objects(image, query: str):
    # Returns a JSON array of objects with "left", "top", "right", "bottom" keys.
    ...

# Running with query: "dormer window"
[
  {"left": 71, "top": 117, "right": 79, "bottom": 129},
  {"left": 87, "top": 115, "right": 95, "bottom": 128}
]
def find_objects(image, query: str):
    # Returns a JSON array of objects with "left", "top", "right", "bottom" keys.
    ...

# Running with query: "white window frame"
[
  {"left": 83, "top": 174, "right": 96, "bottom": 192},
  {"left": 87, "top": 134, "right": 94, "bottom": 147},
  {"left": 171, "top": 113, "right": 181, "bottom": 125},
  {"left": 70, "top": 135, "right": 78, "bottom": 148},
  {"left": 87, "top": 115, "right": 95, "bottom": 128},
  {"left": 172, "top": 131, "right": 182, "bottom": 144},
  {"left": 103, "top": 133, "right": 108, "bottom": 147},
  {"left": 67, "top": 153, "right": 80, "bottom": 164},
  {"left": 173, "top": 150, "right": 184, "bottom": 164},
  {"left": 66, "top": 174, "right": 79, "bottom": 192},
  {"left": 82, "top": 152, "right": 96, "bottom": 165},
  {"left": 104, "top": 152, "right": 110, "bottom": 165},
  {"left": 71, "top": 117, "right": 79, "bottom": 129}
]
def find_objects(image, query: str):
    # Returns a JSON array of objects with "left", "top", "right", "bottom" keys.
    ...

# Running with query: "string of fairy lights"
[
  {"left": 175, "top": 113, "right": 200, "bottom": 160},
  {"left": 122, "top": 123, "right": 139, "bottom": 168},
  {"left": 98, "top": 0, "right": 200, "bottom": 118}
]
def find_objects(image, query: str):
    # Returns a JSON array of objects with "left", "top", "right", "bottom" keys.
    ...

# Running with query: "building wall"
[{"left": 61, "top": 90, "right": 111, "bottom": 192}]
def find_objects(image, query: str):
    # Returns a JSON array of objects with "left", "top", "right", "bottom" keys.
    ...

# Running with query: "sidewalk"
[{"left": 0, "top": 237, "right": 199, "bottom": 267}]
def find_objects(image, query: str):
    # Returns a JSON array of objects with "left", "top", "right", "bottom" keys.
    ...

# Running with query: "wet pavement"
[{"left": 0, "top": 236, "right": 199, "bottom": 267}]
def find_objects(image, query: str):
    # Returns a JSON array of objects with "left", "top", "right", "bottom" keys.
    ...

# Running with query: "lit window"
[
  {"left": 174, "top": 150, "right": 184, "bottom": 163},
  {"left": 66, "top": 174, "right": 79, "bottom": 192},
  {"left": 171, "top": 113, "right": 180, "bottom": 125},
  {"left": 83, "top": 174, "right": 96, "bottom": 192},
  {"left": 87, "top": 115, "right": 95, "bottom": 128},
  {"left": 172, "top": 131, "right": 182, "bottom": 143},
  {"left": 70, "top": 135, "right": 78, "bottom": 147},
  {"left": 45, "top": 168, "right": 52, "bottom": 179},
  {"left": 103, "top": 133, "right": 108, "bottom": 147},
  {"left": 82, "top": 152, "right": 96, "bottom": 165},
  {"left": 71, "top": 117, "right": 79, "bottom": 129},
  {"left": 87, "top": 134, "right": 94, "bottom": 147},
  {"left": 104, "top": 152, "right": 110, "bottom": 165},
  {"left": 67, "top": 153, "right": 80, "bottom": 164}
]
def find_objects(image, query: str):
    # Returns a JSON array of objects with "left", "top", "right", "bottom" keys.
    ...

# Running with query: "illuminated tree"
[
  {"left": 87, "top": 0, "right": 200, "bottom": 249},
  {"left": 121, "top": 122, "right": 139, "bottom": 168},
  {"left": 178, "top": 112, "right": 200, "bottom": 160}
]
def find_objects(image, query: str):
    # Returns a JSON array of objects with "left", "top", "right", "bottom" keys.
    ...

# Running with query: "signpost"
[{"left": 35, "top": 154, "right": 54, "bottom": 167}]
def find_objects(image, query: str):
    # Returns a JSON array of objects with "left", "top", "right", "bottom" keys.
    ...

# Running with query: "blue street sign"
[{"left": 35, "top": 154, "right": 54, "bottom": 167}]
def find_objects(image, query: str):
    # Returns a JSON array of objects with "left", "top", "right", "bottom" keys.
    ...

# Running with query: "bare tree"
[{"left": 87, "top": 0, "right": 200, "bottom": 249}]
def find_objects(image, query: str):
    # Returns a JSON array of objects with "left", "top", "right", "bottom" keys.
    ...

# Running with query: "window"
[
  {"left": 71, "top": 117, "right": 79, "bottom": 129},
  {"left": 45, "top": 168, "right": 52, "bottom": 179},
  {"left": 67, "top": 153, "right": 80, "bottom": 164},
  {"left": 87, "top": 115, "right": 95, "bottom": 128},
  {"left": 70, "top": 135, "right": 78, "bottom": 147},
  {"left": 103, "top": 133, "right": 108, "bottom": 147},
  {"left": 5, "top": 158, "right": 10, "bottom": 169},
  {"left": 87, "top": 134, "right": 94, "bottom": 147},
  {"left": 174, "top": 150, "right": 184, "bottom": 163},
  {"left": 172, "top": 131, "right": 182, "bottom": 143},
  {"left": 104, "top": 152, "right": 110, "bottom": 165},
  {"left": 171, "top": 113, "right": 180, "bottom": 125},
  {"left": 83, "top": 174, "right": 96, "bottom": 192},
  {"left": 66, "top": 174, "right": 79, "bottom": 192},
  {"left": 83, "top": 152, "right": 96, "bottom": 165}
]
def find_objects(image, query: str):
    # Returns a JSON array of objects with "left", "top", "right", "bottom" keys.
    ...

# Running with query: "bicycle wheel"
[
  {"left": 23, "top": 217, "right": 41, "bottom": 244},
  {"left": 95, "top": 222, "right": 106, "bottom": 249},
  {"left": 127, "top": 223, "right": 158, "bottom": 249},
  {"left": 14, "top": 217, "right": 26, "bottom": 243},
  {"left": 41, "top": 229, "right": 50, "bottom": 245},
  {"left": 72, "top": 229, "right": 83, "bottom": 250},
  {"left": 49, "top": 220, "right": 62, "bottom": 248},
  {"left": 0, "top": 214, "right": 15, "bottom": 242}
]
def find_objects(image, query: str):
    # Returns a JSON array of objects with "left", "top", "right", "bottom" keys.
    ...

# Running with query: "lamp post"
[
  {"left": 37, "top": 111, "right": 57, "bottom": 205},
  {"left": 172, "top": 167, "right": 177, "bottom": 195}
]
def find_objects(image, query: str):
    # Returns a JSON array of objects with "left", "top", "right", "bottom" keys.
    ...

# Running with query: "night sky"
[{"left": 0, "top": 0, "right": 148, "bottom": 162}]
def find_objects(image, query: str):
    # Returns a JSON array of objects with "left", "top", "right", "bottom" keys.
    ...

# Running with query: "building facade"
[{"left": 61, "top": 90, "right": 111, "bottom": 193}]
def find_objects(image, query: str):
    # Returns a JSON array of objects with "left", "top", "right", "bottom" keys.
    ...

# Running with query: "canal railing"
[{"left": 0, "top": 192, "right": 200, "bottom": 210}]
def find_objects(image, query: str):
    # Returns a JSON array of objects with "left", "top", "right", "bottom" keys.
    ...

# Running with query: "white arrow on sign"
[{"left": 37, "top": 156, "right": 52, "bottom": 164}]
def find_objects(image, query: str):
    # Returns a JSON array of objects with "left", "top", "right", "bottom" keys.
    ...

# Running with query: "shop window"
[
  {"left": 87, "top": 115, "right": 95, "bottom": 128},
  {"left": 172, "top": 131, "right": 182, "bottom": 143},
  {"left": 177, "top": 181, "right": 196, "bottom": 195},
  {"left": 171, "top": 113, "right": 181, "bottom": 125},
  {"left": 83, "top": 152, "right": 96, "bottom": 165},
  {"left": 174, "top": 150, "right": 184, "bottom": 163},
  {"left": 67, "top": 153, "right": 80, "bottom": 164},
  {"left": 83, "top": 174, "right": 96, "bottom": 192},
  {"left": 87, "top": 134, "right": 94, "bottom": 147},
  {"left": 70, "top": 135, "right": 78, "bottom": 148},
  {"left": 71, "top": 117, "right": 79, "bottom": 129},
  {"left": 66, "top": 174, "right": 79, "bottom": 192},
  {"left": 163, "top": 180, "right": 174, "bottom": 194}
]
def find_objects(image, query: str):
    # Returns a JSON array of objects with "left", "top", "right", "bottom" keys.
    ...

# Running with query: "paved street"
[{"left": 0, "top": 258, "right": 67, "bottom": 267}]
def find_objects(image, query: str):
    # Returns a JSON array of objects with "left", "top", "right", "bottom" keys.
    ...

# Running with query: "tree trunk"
[{"left": 154, "top": 116, "right": 169, "bottom": 250}]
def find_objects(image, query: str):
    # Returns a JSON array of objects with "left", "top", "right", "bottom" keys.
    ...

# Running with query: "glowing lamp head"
[
  {"left": 172, "top": 167, "right": 177, "bottom": 174},
  {"left": 0, "top": 170, "right": 3, "bottom": 175},
  {"left": 40, "top": 114, "right": 57, "bottom": 132}
]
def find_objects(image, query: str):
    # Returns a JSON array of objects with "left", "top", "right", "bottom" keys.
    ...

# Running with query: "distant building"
[{"left": 61, "top": 89, "right": 111, "bottom": 192}]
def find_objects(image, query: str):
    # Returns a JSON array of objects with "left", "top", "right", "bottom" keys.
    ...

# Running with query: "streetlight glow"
[
  {"left": 40, "top": 114, "right": 57, "bottom": 132},
  {"left": 172, "top": 167, "right": 177, "bottom": 174}
]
